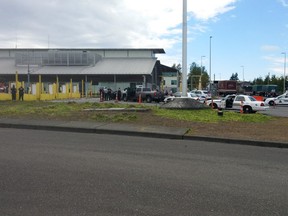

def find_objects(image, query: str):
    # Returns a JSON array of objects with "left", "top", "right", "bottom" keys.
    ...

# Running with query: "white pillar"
[{"left": 182, "top": 0, "right": 187, "bottom": 96}]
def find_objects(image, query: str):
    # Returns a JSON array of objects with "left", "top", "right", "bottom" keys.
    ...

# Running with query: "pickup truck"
[
  {"left": 205, "top": 94, "right": 269, "bottom": 113},
  {"left": 124, "top": 87, "right": 164, "bottom": 103}
]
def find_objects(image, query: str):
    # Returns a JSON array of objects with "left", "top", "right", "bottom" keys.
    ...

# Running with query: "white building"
[{"left": 0, "top": 48, "right": 177, "bottom": 94}]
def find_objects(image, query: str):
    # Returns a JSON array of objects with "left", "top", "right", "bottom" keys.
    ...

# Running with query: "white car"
[
  {"left": 265, "top": 92, "right": 288, "bottom": 106},
  {"left": 189, "top": 90, "right": 210, "bottom": 98},
  {"left": 206, "top": 94, "right": 269, "bottom": 113},
  {"left": 164, "top": 92, "right": 199, "bottom": 103},
  {"left": 205, "top": 97, "right": 223, "bottom": 109}
]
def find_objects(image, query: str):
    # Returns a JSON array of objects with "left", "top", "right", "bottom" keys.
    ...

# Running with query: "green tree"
[
  {"left": 188, "top": 62, "right": 209, "bottom": 90},
  {"left": 252, "top": 77, "right": 264, "bottom": 85},
  {"left": 252, "top": 75, "right": 286, "bottom": 93},
  {"left": 171, "top": 63, "right": 181, "bottom": 72},
  {"left": 230, "top": 73, "right": 239, "bottom": 81}
]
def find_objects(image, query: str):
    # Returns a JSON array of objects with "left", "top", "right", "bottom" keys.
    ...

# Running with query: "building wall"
[
  {"left": 0, "top": 48, "right": 165, "bottom": 91},
  {"left": 0, "top": 49, "right": 13, "bottom": 58}
]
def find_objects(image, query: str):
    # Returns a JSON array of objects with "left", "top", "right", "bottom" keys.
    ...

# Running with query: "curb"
[
  {"left": 0, "top": 122, "right": 287, "bottom": 149},
  {"left": 183, "top": 135, "right": 288, "bottom": 149},
  {"left": 0, "top": 122, "right": 184, "bottom": 140}
]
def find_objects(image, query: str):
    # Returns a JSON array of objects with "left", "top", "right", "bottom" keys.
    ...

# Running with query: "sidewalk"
[{"left": 0, "top": 118, "right": 287, "bottom": 149}]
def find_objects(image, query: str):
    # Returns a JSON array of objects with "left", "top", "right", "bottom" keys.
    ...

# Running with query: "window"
[
  {"left": 171, "top": 80, "right": 177, "bottom": 85},
  {"left": 235, "top": 96, "right": 245, "bottom": 101}
]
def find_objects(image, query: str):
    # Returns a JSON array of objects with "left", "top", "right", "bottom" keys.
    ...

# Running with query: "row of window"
[{"left": 162, "top": 80, "right": 177, "bottom": 85}]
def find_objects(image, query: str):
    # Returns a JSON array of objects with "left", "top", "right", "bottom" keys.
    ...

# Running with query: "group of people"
[
  {"left": 11, "top": 85, "right": 24, "bottom": 101},
  {"left": 99, "top": 87, "right": 122, "bottom": 101}
]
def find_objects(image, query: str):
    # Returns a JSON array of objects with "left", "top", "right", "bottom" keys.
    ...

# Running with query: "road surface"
[{"left": 1, "top": 128, "right": 287, "bottom": 216}]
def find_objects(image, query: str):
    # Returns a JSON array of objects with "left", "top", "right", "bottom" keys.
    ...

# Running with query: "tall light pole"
[
  {"left": 241, "top": 65, "right": 244, "bottom": 82},
  {"left": 209, "top": 36, "right": 212, "bottom": 94},
  {"left": 182, "top": 0, "right": 187, "bottom": 96},
  {"left": 282, "top": 52, "right": 286, "bottom": 93},
  {"left": 199, "top": 55, "right": 205, "bottom": 90}
]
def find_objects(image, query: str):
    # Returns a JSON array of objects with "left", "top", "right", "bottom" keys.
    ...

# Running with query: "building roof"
[
  {"left": 0, "top": 48, "right": 165, "bottom": 54},
  {"left": 0, "top": 57, "right": 157, "bottom": 75},
  {"left": 82, "top": 58, "right": 157, "bottom": 75}
]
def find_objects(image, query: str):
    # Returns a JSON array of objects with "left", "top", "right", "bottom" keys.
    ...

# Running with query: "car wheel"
[
  {"left": 146, "top": 96, "right": 152, "bottom": 103},
  {"left": 243, "top": 106, "right": 252, "bottom": 113},
  {"left": 210, "top": 103, "right": 218, "bottom": 109},
  {"left": 269, "top": 101, "right": 275, "bottom": 106}
]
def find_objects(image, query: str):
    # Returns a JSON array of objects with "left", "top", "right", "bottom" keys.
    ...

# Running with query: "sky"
[{"left": 1, "top": 0, "right": 288, "bottom": 81}]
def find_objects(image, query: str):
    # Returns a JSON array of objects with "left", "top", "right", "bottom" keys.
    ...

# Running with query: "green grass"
[
  {"left": 0, "top": 101, "right": 273, "bottom": 123},
  {"left": 153, "top": 107, "right": 272, "bottom": 123}
]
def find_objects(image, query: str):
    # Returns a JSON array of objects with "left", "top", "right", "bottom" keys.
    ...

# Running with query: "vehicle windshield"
[{"left": 248, "top": 96, "right": 256, "bottom": 101}]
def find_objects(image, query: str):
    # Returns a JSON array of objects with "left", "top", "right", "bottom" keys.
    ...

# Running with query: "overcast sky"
[{"left": 1, "top": 0, "right": 288, "bottom": 81}]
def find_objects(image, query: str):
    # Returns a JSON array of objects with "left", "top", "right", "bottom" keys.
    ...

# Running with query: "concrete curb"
[
  {"left": 0, "top": 120, "right": 287, "bottom": 149},
  {"left": 0, "top": 121, "right": 185, "bottom": 140},
  {"left": 183, "top": 135, "right": 288, "bottom": 149}
]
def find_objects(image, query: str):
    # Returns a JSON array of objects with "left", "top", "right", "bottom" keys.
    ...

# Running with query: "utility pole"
[
  {"left": 282, "top": 52, "right": 286, "bottom": 93},
  {"left": 182, "top": 0, "right": 187, "bottom": 96},
  {"left": 209, "top": 36, "right": 212, "bottom": 95}
]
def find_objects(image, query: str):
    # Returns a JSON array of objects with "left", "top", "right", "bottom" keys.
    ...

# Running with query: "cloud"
[
  {"left": 261, "top": 45, "right": 280, "bottom": 51},
  {"left": 263, "top": 54, "right": 286, "bottom": 75},
  {"left": 0, "top": 0, "right": 237, "bottom": 51},
  {"left": 189, "top": 0, "right": 237, "bottom": 20},
  {"left": 278, "top": 0, "right": 288, "bottom": 7}
]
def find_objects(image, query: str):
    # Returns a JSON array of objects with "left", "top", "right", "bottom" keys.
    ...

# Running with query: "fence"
[{"left": 0, "top": 72, "right": 81, "bottom": 101}]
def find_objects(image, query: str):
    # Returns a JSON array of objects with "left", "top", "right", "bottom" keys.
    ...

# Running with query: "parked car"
[
  {"left": 189, "top": 90, "right": 210, "bottom": 97},
  {"left": 206, "top": 94, "right": 269, "bottom": 113},
  {"left": 265, "top": 92, "right": 288, "bottom": 106},
  {"left": 123, "top": 87, "right": 164, "bottom": 103},
  {"left": 164, "top": 92, "right": 199, "bottom": 103}
]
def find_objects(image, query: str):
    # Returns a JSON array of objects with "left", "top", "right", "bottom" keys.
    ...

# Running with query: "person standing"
[
  {"left": 117, "top": 88, "right": 121, "bottom": 101},
  {"left": 11, "top": 85, "right": 17, "bottom": 101},
  {"left": 18, "top": 86, "right": 24, "bottom": 101}
]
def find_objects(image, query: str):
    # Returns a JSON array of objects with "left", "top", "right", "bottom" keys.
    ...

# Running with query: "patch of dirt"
[{"left": 107, "top": 110, "right": 288, "bottom": 143}]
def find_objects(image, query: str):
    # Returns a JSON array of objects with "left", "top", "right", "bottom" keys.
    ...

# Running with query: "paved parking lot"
[{"left": 260, "top": 105, "right": 288, "bottom": 117}]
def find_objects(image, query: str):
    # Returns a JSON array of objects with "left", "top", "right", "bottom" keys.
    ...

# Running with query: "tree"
[
  {"left": 252, "top": 75, "right": 286, "bottom": 93},
  {"left": 171, "top": 63, "right": 181, "bottom": 72},
  {"left": 230, "top": 73, "right": 239, "bottom": 81},
  {"left": 188, "top": 62, "right": 209, "bottom": 90}
]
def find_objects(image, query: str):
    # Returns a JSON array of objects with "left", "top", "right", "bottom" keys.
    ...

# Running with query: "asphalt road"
[
  {"left": 262, "top": 105, "right": 288, "bottom": 117},
  {"left": 1, "top": 129, "right": 288, "bottom": 216}
]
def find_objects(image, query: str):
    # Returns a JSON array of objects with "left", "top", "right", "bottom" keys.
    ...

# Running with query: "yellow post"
[
  {"left": 38, "top": 75, "right": 42, "bottom": 100},
  {"left": 15, "top": 71, "right": 19, "bottom": 99},
  {"left": 66, "top": 83, "right": 69, "bottom": 98},
  {"left": 15, "top": 71, "right": 18, "bottom": 85},
  {"left": 70, "top": 79, "right": 73, "bottom": 98},
  {"left": 82, "top": 80, "right": 84, "bottom": 98},
  {"left": 90, "top": 80, "right": 92, "bottom": 97},
  {"left": 53, "top": 83, "right": 57, "bottom": 99},
  {"left": 56, "top": 76, "right": 59, "bottom": 98}
]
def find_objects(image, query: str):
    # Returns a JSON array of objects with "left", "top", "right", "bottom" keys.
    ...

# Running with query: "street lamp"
[
  {"left": 241, "top": 65, "right": 244, "bottom": 82},
  {"left": 281, "top": 52, "right": 286, "bottom": 93},
  {"left": 209, "top": 36, "right": 212, "bottom": 94},
  {"left": 199, "top": 55, "right": 205, "bottom": 90}
]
